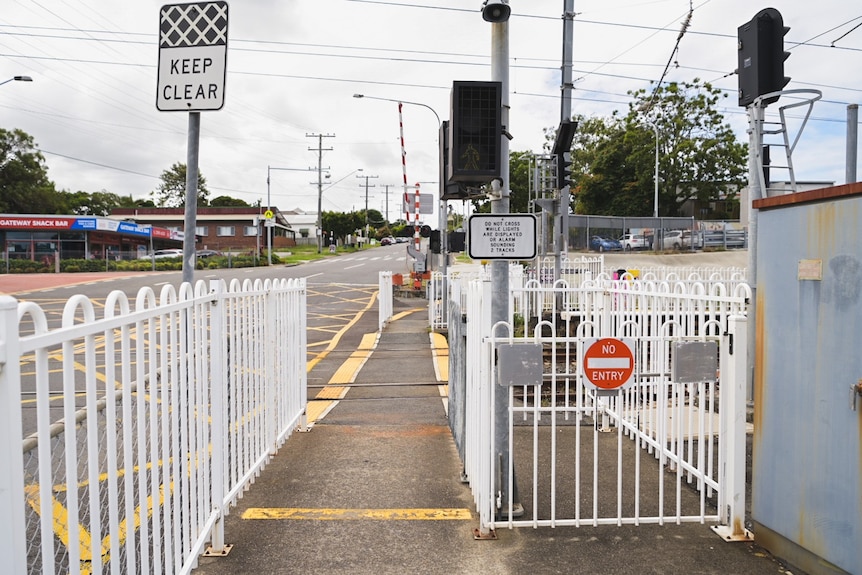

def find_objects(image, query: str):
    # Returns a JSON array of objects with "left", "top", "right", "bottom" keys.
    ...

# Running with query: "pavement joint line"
[{"left": 241, "top": 508, "right": 473, "bottom": 521}]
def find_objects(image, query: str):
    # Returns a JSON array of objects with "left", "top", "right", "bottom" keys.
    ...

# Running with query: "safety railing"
[
  {"left": 379, "top": 271, "right": 393, "bottom": 330},
  {"left": 457, "top": 274, "right": 750, "bottom": 537},
  {"left": 0, "top": 277, "right": 307, "bottom": 575}
]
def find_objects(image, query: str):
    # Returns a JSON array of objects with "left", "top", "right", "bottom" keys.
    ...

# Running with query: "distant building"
[
  {"left": 110, "top": 207, "right": 295, "bottom": 253},
  {"left": 280, "top": 208, "right": 319, "bottom": 246},
  {"left": 0, "top": 213, "right": 183, "bottom": 262}
]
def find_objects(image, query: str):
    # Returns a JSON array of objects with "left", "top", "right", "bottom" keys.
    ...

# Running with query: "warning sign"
[
  {"left": 582, "top": 337, "right": 635, "bottom": 390},
  {"left": 467, "top": 214, "right": 537, "bottom": 260}
]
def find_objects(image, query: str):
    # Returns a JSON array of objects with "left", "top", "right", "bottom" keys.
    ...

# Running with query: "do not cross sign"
[{"left": 582, "top": 337, "right": 636, "bottom": 391}]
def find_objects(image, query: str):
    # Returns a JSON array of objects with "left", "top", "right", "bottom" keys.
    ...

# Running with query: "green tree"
[
  {"left": 64, "top": 190, "right": 128, "bottom": 216},
  {"left": 210, "top": 195, "right": 249, "bottom": 207},
  {"left": 0, "top": 128, "right": 65, "bottom": 214},
  {"left": 151, "top": 162, "right": 209, "bottom": 207},
  {"left": 508, "top": 150, "right": 534, "bottom": 214},
  {"left": 321, "top": 210, "right": 365, "bottom": 244},
  {"left": 558, "top": 80, "right": 746, "bottom": 217},
  {"left": 626, "top": 79, "right": 747, "bottom": 216}
]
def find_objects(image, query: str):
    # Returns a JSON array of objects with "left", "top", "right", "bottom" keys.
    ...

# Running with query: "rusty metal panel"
[{"left": 755, "top": 194, "right": 862, "bottom": 575}]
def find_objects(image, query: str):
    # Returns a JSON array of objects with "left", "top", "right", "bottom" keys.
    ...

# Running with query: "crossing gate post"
[{"left": 713, "top": 315, "right": 753, "bottom": 541}]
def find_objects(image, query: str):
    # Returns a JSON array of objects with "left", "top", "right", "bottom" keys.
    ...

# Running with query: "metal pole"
[
  {"left": 182, "top": 111, "right": 200, "bottom": 285},
  {"left": 746, "top": 103, "right": 763, "bottom": 403},
  {"left": 847, "top": 104, "right": 858, "bottom": 184},
  {"left": 317, "top": 136, "right": 325, "bottom": 253},
  {"left": 651, "top": 122, "right": 659, "bottom": 218},
  {"left": 266, "top": 165, "right": 272, "bottom": 266},
  {"left": 490, "top": 12, "right": 519, "bottom": 517}
]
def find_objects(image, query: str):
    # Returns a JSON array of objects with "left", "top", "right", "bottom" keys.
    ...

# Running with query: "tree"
[
  {"left": 0, "top": 128, "right": 66, "bottom": 214},
  {"left": 626, "top": 80, "right": 747, "bottom": 216},
  {"left": 321, "top": 210, "right": 365, "bottom": 244},
  {"left": 151, "top": 162, "right": 209, "bottom": 207},
  {"left": 558, "top": 80, "right": 747, "bottom": 217},
  {"left": 210, "top": 195, "right": 249, "bottom": 207},
  {"left": 575, "top": 126, "right": 652, "bottom": 216},
  {"left": 64, "top": 190, "right": 128, "bottom": 216},
  {"left": 507, "top": 150, "right": 534, "bottom": 214}
]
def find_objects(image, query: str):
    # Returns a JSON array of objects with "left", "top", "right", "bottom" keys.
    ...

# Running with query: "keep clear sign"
[
  {"left": 157, "top": 2, "right": 229, "bottom": 112},
  {"left": 468, "top": 214, "right": 537, "bottom": 260}
]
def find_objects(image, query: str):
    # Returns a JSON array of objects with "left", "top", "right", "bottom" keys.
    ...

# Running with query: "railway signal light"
[{"left": 738, "top": 8, "right": 790, "bottom": 107}]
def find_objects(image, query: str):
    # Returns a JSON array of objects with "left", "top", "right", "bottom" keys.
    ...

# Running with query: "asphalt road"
[{"left": 5, "top": 244, "right": 412, "bottom": 437}]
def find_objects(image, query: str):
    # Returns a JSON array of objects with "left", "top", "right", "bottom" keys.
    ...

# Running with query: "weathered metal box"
[{"left": 753, "top": 183, "right": 862, "bottom": 575}]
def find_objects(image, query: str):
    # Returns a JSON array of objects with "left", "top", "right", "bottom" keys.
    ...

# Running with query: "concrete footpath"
[{"left": 194, "top": 295, "right": 802, "bottom": 575}]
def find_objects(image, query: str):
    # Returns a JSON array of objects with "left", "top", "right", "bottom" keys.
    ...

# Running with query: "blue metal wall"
[{"left": 754, "top": 186, "right": 862, "bottom": 575}]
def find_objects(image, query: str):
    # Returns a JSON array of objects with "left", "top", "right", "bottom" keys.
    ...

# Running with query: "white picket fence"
[
  {"left": 458, "top": 274, "right": 751, "bottom": 537},
  {"left": 0, "top": 277, "right": 307, "bottom": 575}
]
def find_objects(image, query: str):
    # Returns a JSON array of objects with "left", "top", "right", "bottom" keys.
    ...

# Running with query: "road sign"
[
  {"left": 263, "top": 210, "right": 274, "bottom": 219},
  {"left": 582, "top": 337, "right": 635, "bottom": 391},
  {"left": 402, "top": 193, "right": 434, "bottom": 215},
  {"left": 157, "top": 2, "right": 229, "bottom": 112},
  {"left": 467, "top": 214, "right": 537, "bottom": 260}
]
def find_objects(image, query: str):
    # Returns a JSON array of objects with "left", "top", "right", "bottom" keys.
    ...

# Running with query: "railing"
[
  {"left": 0, "top": 277, "right": 307, "bottom": 575},
  {"left": 456, "top": 274, "right": 750, "bottom": 536},
  {"left": 379, "top": 271, "right": 393, "bottom": 330}
]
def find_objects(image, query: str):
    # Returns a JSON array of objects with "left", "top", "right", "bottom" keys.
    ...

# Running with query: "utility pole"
[
  {"left": 358, "top": 174, "right": 378, "bottom": 247},
  {"left": 307, "top": 133, "right": 335, "bottom": 253},
  {"left": 382, "top": 184, "right": 393, "bottom": 224}
]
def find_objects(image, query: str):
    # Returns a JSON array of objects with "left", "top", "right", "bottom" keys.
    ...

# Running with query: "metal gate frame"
[{"left": 462, "top": 278, "right": 751, "bottom": 539}]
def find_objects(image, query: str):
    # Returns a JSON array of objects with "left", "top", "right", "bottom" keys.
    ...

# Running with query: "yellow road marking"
[
  {"left": 307, "top": 332, "right": 378, "bottom": 424},
  {"left": 241, "top": 507, "right": 472, "bottom": 521},
  {"left": 306, "top": 291, "right": 378, "bottom": 372},
  {"left": 430, "top": 332, "right": 449, "bottom": 382}
]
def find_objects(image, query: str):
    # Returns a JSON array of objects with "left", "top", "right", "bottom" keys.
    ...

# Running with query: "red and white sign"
[{"left": 582, "top": 337, "right": 635, "bottom": 390}]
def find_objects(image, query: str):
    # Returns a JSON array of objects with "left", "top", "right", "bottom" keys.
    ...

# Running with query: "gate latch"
[{"left": 851, "top": 380, "right": 862, "bottom": 411}]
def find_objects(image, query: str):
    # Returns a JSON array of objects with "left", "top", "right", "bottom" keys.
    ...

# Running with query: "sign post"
[
  {"left": 157, "top": 1, "right": 229, "bottom": 285},
  {"left": 582, "top": 337, "right": 636, "bottom": 391}
]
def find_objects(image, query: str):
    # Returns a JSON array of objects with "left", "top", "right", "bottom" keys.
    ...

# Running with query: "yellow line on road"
[
  {"left": 241, "top": 507, "right": 472, "bottom": 521},
  {"left": 306, "top": 291, "right": 377, "bottom": 373},
  {"left": 306, "top": 332, "right": 377, "bottom": 424}
]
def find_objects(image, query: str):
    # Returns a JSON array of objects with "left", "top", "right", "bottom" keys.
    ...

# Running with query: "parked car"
[
  {"left": 139, "top": 248, "right": 184, "bottom": 260},
  {"left": 658, "top": 230, "right": 701, "bottom": 250},
  {"left": 589, "top": 236, "right": 622, "bottom": 252},
  {"left": 196, "top": 249, "right": 223, "bottom": 258},
  {"left": 618, "top": 234, "right": 647, "bottom": 251}
]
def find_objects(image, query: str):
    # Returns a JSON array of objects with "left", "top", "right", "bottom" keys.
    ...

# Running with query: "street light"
[
  {"left": 0, "top": 75, "right": 33, "bottom": 87},
  {"left": 643, "top": 120, "right": 659, "bottom": 219},
  {"left": 353, "top": 93, "right": 446, "bottom": 269}
]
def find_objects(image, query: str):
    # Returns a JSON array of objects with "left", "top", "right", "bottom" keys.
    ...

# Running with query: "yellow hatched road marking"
[
  {"left": 241, "top": 507, "right": 472, "bottom": 521},
  {"left": 307, "top": 332, "right": 378, "bottom": 423}
]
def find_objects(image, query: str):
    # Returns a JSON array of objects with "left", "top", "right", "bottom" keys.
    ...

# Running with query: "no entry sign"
[{"left": 582, "top": 337, "right": 635, "bottom": 390}]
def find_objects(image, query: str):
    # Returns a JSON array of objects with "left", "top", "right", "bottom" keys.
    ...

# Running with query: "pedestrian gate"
[{"left": 460, "top": 275, "right": 751, "bottom": 537}]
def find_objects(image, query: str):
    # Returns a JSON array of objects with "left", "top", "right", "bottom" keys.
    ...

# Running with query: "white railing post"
[
  {"left": 208, "top": 280, "right": 228, "bottom": 554},
  {"left": 0, "top": 296, "right": 27, "bottom": 574},
  {"left": 266, "top": 284, "right": 278, "bottom": 453},
  {"left": 379, "top": 271, "right": 393, "bottom": 330},
  {"left": 712, "top": 314, "right": 753, "bottom": 541}
]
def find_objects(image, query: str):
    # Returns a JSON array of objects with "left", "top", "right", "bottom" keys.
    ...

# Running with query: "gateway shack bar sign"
[{"left": 157, "top": 2, "right": 228, "bottom": 111}]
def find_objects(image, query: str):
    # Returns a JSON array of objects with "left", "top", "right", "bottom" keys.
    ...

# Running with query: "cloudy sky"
[{"left": 1, "top": 0, "right": 860, "bottom": 223}]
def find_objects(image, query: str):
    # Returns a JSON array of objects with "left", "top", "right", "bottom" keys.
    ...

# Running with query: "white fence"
[
  {"left": 0, "top": 277, "right": 307, "bottom": 575},
  {"left": 458, "top": 275, "right": 751, "bottom": 537}
]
